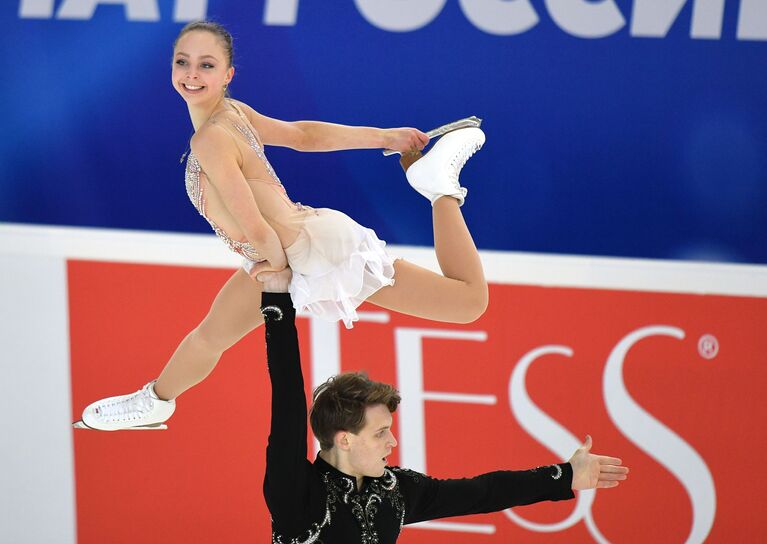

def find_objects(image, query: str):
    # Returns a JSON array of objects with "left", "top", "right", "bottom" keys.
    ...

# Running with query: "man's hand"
[
  {"left": 257, "top": 268, "right": 293, "bottom": 293},
  {"left": 568, "top": 435, "right": 629, "bottom": 490}
]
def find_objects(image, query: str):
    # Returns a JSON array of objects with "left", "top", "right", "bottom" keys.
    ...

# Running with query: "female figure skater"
[{"left": 76, "top": 21, "right": 488, "bottom": 431}]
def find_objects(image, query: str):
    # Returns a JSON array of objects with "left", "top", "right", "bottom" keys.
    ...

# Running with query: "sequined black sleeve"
[
  {"left": 261, "top": 293, "right": 326, "bottom": 538},
  {"left": 393, "top": 463, "right": 575, "bottom": 524}
]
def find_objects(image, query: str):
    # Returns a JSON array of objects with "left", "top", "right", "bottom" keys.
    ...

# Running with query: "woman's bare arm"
[{"left": 235, "top": 100, "right": 428, "bottom": 153}]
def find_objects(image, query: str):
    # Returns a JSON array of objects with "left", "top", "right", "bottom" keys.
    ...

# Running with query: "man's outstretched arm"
[
  {"left": 400, "top": 436, "right": 628, "bottom": 524},
  {"left": 260, "top": 272, "right": 319, "bottom": 534}
]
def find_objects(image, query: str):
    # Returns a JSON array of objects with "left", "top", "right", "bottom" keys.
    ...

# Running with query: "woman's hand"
[
  {"left": 383, "top": 128, "right": 429, "bottom": 154},
  {"left": 256, "top": 268, "right": 293, "bottom": 293},
  {"left": 247, "top": 255, "right": 287, "bottom": 281}
]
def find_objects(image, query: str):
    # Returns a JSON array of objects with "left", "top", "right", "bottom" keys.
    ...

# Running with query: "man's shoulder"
[{"left": 389, "top": 466, "right": 427, "bottom": 484}]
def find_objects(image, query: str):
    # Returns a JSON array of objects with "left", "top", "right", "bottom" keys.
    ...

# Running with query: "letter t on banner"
[
  {"left": 19, "top": 0, "right": 54, "bottom": 17},
  {"left": 173, "top": 0, "right": 206, "bottom": 22},
  {"left": 56, "top": 0, "right": 160, "bottom": 20},
  {"left": 264, "top": 0, "right": 299, "bottom": 25},
  {"left": 394, "top": 328, "right": 491, "bottom": 474},
  {"left": 307, "top": 310, "right": 392, "bottom": 456}
]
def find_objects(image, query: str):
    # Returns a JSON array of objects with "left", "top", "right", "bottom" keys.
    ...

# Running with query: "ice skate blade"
[
  {"left": 72, "top": 420, "right": 168, "bottom": 431},
  {"left": 383, "top": 116, "right": 483, "bottom": 156}
]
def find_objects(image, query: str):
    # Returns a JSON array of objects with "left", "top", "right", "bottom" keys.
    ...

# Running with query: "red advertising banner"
[{"left": 69, "top": 260, "right": 767, "bottom": 543}]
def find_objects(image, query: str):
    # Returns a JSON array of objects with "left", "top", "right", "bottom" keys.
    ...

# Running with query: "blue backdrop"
[{"left": 3, "top": 1, "right": 766, "bottom": 263}]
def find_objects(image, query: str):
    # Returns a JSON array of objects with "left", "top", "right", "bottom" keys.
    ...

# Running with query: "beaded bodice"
[
  {"left": 184, "top": 101, "right": 303, "bottom": 262},
  {"left": 272, "top": 462, "right": 406, "bottom": 544},
  {"left": 185, "top": 151, "right": 263, "bottom": 261}
]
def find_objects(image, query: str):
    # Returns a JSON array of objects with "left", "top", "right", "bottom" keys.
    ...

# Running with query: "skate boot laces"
[
  {"left": 97, "top": 388, "right": 154, "bottom": 423},
  {"left": 447, "top": 138, "right": 482, "bottom": 190}
]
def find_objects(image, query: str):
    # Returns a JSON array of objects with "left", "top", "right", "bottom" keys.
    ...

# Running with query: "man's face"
[{"left": 347, "top": 404, "right": 398, "bottom": 478}]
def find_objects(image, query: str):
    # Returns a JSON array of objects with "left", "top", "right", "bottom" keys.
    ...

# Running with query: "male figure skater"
[{"left": 258, "top": 270, "right": 628, "bottom": 543}]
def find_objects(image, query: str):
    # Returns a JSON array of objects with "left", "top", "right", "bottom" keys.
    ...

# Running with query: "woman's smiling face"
[{"left": 171, "top": 30, "right": 233, "bottom": 106}]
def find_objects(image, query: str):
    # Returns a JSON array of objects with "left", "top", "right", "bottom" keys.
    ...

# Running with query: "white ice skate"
[
  {"left": 73, "top": 381, "right": 175, "bottom": 431},
  {"left": 405, "top": 127, "right": 485, "bottom": 207}
]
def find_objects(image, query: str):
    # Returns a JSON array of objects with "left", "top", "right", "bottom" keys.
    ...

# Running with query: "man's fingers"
[
  {"left": 597, "top": 456, "right": 624, "bottom": 466},
  {"left": 598, "top": 471, "right": 628, "bottom": 481},
  {"left": 597, "top": 480, "right": 620, "bottom": 489},
  {"left": 600, "top": 464, "right": 629, "bottom": 474}
]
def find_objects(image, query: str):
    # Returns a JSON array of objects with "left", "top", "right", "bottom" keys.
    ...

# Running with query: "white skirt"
[{"left": 247, "top": 208, "right": 396, "bottom": 329}]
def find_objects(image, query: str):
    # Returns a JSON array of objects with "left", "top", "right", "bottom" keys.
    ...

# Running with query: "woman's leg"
[
  {"left": 153, "top": 268, "right": 265, "bottom": 400},
  {"left": 366, "top": 195, "right": 488, "bottom": 324}
]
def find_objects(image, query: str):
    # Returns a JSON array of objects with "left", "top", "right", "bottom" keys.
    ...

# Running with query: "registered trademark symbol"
[{"left": 698, "top": 334, "right": 719, "bottom": 360}]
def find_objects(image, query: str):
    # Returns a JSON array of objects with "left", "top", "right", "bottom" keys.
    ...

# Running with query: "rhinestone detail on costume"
[
  {"left": 231, "top": 124, "right": 283, "bottom": 186},
  {"left": 271, "top": 469, "right": 405, "bottom": 544},
  {"left": 271, "top": 507, "right": 331, "bottom": 544},
  {"left": 229, "top": 106, "right": 307, "bottom": 213},
  {"left": 261, "top": 305, "right": 284, "bottom": 322},
  {"left": 348, "top": 469, "right": 404, "bottom": 544},
  {"left": 185, "top": 152, "right": 262, "bottom": 262},
  {"left": 530, "top": 463, "right": 564, "bottom": 480}
]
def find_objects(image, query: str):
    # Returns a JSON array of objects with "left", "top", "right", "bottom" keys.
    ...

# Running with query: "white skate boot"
[
  {"left": 405, "top": 127, "right": 485, "bottom": 207},
  {"left": 73, "top": 381, "right": 175, "bottom": 431}
]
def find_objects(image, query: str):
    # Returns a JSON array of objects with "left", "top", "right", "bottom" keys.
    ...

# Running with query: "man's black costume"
[{"left": 261, "top": 293, "right": 574, "bottom": 544}]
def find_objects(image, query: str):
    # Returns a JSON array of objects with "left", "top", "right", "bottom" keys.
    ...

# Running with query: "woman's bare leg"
[
  {"left": 153, "top": 269, "right": 265, "bottom": 400},
  {"left": 367, "top": 195, "right": 487, "bottom": 323}
]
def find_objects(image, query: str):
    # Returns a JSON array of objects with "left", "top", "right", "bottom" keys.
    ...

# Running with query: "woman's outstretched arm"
[{"left": 235, "top": 100, "right": 428, "bottom": 153}]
